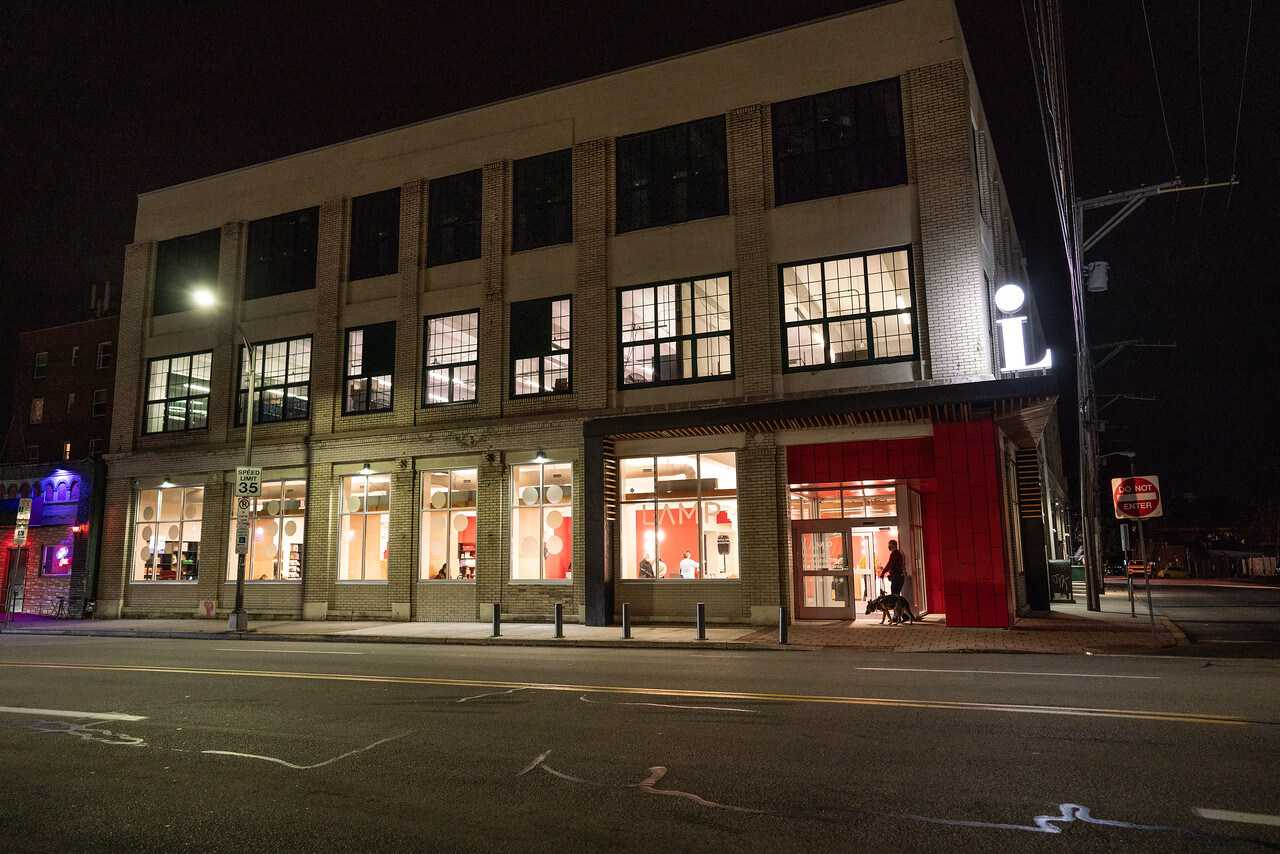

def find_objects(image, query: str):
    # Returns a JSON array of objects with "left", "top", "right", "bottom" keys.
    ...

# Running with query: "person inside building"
[
  {"left": 657, "top": 558, "right": 667, "bottom": 578},
  {"left": 638, "top": 553, "right": 654, "bottom": 578},
  {"left": 679, "top": 550, "right": 699, "bottom": 579},
  {"left": 878, "top": 539, "right": 906, "bottom": 596}
]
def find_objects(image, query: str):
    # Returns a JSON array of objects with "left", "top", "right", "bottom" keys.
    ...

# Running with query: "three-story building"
[{"left": 98, "top": 0, "right": 1064, "bottom": 628}]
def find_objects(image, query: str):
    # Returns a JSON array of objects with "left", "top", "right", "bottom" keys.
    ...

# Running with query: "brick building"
[
  {"left": 1, "top": 291, "right": 117, "bottom": 617},
  {"left": 97, "top": 0, "right": 1064, "bottom": 628}
]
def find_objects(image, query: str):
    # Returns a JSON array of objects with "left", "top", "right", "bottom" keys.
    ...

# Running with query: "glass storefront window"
[
  {"left": 619, "top": 451, "right": 738, "bottom": 580},
  {"left": 133, "top": 485, "right": 203, "bottom": 581},
  {"left": 339, "top": 473, "right": 389, "bottom": 581},
  {"left": 510, "top": 461, "right": 572, "bottom": 580},
  {"left": 226, "top": 479, "right": 306, "bottom": 582},
  {"left": 789, "top": 482, "right": 897, "bottom": 520},
  {"left": 420, "top": 468, "right": 478, "bottom": 580}
]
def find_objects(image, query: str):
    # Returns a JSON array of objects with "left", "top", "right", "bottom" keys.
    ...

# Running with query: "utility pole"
[{"left": 1071, "top": 179, "right": 1233, "bottom": 611}]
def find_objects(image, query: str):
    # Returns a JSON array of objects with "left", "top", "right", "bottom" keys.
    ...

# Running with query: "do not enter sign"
[{"left": 1112, "top": 475, "right": 1163, "bottom": 520}]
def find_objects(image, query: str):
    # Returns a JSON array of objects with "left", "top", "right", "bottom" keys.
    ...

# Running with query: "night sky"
[{"left": 3, "top": 1, "right": 1275, "bottom": 531}]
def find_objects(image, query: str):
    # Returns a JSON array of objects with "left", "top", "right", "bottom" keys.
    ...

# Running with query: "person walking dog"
[{"left": 879, "top": 539, "right": 906, "bottom": 596}]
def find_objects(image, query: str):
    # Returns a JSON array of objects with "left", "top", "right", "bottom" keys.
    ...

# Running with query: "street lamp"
[
  {"left": 193, "top": 285, "right": 254, "bottom": 632},
  {"left": 1099, "top": 450, "right": 1156, "bottom": 638}
]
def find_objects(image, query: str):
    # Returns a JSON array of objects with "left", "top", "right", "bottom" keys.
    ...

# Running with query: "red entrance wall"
[{"left": 786, "top": 421, "right": 1010, "bottom": 628}]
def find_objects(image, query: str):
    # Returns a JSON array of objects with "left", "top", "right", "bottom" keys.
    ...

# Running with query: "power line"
[
  {"left": 1227, "top": 0, "right": 1254, "bottom": 210},
  {"left": 1140, "top": 0, "right": 1180, "bottom": 178}
]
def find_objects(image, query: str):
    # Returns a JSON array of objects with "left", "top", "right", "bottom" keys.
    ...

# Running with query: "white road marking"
[
  {"left": 212, "top": 648, "right": 365, "bottom": 655},
  {"left": 857, "top": 667, "right": 1159, "bottom": 680},
  {"left": 1195, "top": 808, "right": 1280, "bottom": 827},
  {"left": 579, "top": 695, "right": 757, "bottom": 713},
  {"left": 0, "top": 706, "right": 146, "bottom": 721}
]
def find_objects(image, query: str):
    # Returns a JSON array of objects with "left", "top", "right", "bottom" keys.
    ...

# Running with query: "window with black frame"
[
  {"left": 427, "top": 170, "right": 482, "bottom": 266},
  {"left": 781, "top": 248, "right": 915, "bottom": 370},
  {"left": 144, "top": 351, "right": 212, "bottom": 433},
  {"left": 349, "top": 188, "right": 400, "bottom": 281},
  {"left": 153, "top": 228, "right": 221, "bottom": 316},
  {"left": 615, "top": 116, "right": 728, "bottom": 233},
  {"left": 511, "top": 297, "right": 571, "bottom": 397},
  {"left": 423, "top": 311, "right": 478, "bottom": 405},
  {"left": 344, "top": 323, "right": 395, "bottom": 414},
  {"left": 771, "top": 78, "right": 907, "bottom": 206},
  {"left": 245, "top": 207, "right": 319, "bottom": 299},
  {"left": 237, "top": 336, "right": 312, "bottom": 425},
  {"left": 619, "top": 275, "right": 732, "bottom": 387},
  {"left": 513, "top": 149, "right": 572, "bottom": 252}
]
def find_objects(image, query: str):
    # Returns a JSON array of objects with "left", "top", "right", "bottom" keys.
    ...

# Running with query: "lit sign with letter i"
[{"left": 994, "top": 284, "right": 1051, "bottom": 372}]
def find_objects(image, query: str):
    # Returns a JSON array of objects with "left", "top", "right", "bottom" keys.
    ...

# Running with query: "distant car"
[
  {"left": 1126, "top": 560, "right": 1148, "bottom": 577},
  {"left": 1156, "top": 566, "right": 1188, "bottom": 579}
]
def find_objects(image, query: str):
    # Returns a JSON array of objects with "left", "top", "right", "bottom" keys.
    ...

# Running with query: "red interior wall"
[{"left": 932, "top": 420, "right": 1008, "bottom": 627}]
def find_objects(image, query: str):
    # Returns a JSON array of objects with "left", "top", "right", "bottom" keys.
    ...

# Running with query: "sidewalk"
[{"left": 0, "top": 586, "right": 1181, "bottom": 654}]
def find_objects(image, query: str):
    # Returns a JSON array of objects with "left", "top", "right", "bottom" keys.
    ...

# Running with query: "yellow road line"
[{"left": 0, "top": 661, "right": 1248, "bottom": 726}]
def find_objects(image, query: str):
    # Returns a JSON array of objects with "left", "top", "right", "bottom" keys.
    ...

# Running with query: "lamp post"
[
  {"left": 1099, "top": 450, "right": 1156, "bottom": 638},
  {"left": 193, "top": 286, "right": 254, "bottom": 632}
]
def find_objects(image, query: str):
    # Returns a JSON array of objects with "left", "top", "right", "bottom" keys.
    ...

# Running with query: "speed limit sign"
[{"left": 235, "top": 466, "right": 262, "bottom": 498}]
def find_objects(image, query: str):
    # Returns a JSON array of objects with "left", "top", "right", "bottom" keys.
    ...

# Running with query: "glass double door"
[{"left": 792, "top": 522, "right": 887, "bottom": 620}]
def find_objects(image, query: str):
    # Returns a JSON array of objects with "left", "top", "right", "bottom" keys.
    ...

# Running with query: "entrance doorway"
[
  {"left": 791, "top": 521, "right": 896, "bottom": 620},
  {"left": 4, "top": 548, "right": 27, "bottom": 613}
]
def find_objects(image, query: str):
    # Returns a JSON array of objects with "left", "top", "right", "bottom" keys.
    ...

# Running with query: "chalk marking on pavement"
[
  {"left": 0, "top": 662, "right": 1251, "bottom": 727},
  {"left": 201, "top": 730, "right": 412, "bottom": 769},
  {"left": 457, "top": 687, "right": 528, "bottom": 703},
  {"left": 0, "top": 705, "right": 146, "bottom": 721},
  {"left": 856, "top": 667, "right": 1160, "bottom": 680},
  {"left": 16, "top": 719, "right": 146, "bottom": 747},
  {"left": 579, "top": 695, "right": 757, "bottom": 713},
  {"left": 212, "top": 648, "right": 365, "bottom": 655},
  {"left": 1196, "top": 808, "right": 1280, "bottom": 827},
  {"left": 520, "top": 754, "right": 1277, "bottom": 848}
]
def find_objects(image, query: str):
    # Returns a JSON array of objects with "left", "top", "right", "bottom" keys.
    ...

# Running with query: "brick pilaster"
[
  {"left": 572, "top": 140, "right": 609, "bottom": 409},
  {"left": 727, "top": 104, "right": 776, "bottom": 400},
  {"left": 478, "top": 163, "right": 507, "bottom": 420},
  {"left": 311, "top": 198, "right": 346, "bottom": 434},
  {"left": 109, "top": 242, "right": 154, "bottom": 455}
]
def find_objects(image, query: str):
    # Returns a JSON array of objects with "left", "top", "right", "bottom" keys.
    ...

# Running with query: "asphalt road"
[
  {"left": 1105, "top": 580, "right": 1280, "bottom": 657},
  {"left": 2, "top": 635, "right": 1278, "bottom": 853}
]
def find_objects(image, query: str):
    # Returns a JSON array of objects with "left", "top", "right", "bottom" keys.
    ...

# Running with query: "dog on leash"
[{"left": 865, "top": 594, "right": 918, "bottom": 625}]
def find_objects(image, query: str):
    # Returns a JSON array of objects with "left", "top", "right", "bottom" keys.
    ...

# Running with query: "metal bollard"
[
  {"left": 696, "top": 602, "right": 706, "bottom": 640},
  {"left": 779, "top": 606, "right": 789, "bottom": 645},
  {"left": 492, "top": 602, "right": 501, "bottom": 637},
  {"left": 553, "top": 603, "right": 564, "bottom": 638},
  {"left": 622, "top": 603, "right": 631, "bottom": 639}
]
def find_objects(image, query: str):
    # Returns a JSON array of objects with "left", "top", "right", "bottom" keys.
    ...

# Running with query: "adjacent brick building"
[
  {"left": 1, "top": 290, "right": 116, "bottom": 617},
  {"left": 98, "top": 0, "right": 1065, "bottom": 628}
]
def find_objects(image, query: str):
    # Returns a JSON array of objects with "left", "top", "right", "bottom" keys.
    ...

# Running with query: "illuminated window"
[
  {"left": 42, "top": 543, "right": 73, "bottom": 577},
  {"left": 788, "top": 482, "right": 898, "bottom": 520},
  {"left": 245, "top": 207, "right": 319, "bottom": 299},
  {"left": 423, "top": 311, "right": 478, "bottom": 405},
  {"left": 772, "top": 78, "right": 907, "bottom": 205},
  {"left": 132, "top": 485, "right": 203, "bottom": 582},
  {"left": 619, "top": 275, "right": 732, "bottom": 387},
  {"left": 513, "top": 149, "right": 572, "bottom": 252},
  {"left": 781, "top": 248, "right": 915, "bottom": 370},
  {"left": 237, "top": 336, "right": 311, "bottom": 425},
  {"left": 97, "top": 342, "right": 112, "bottom": 369},
  {"left": 420, "top": 468, "right": 477, "bottom": 580},
  {"left": 153, "top": 228, "right": 221, "bottom": 316},
  {"left": 62, "top": 442, "right": 70, "bottom": 460},
  {"left": 618, "top": 452, "right": 738, "bottom": 580},
  {"left": 226, "top": 479, "right": 306, "bottom": 582},
  {"left": 344, "top": 324, "right": 394, "bottom": 414},
  {"left": 510, "top": 461, "right": 572, "bottom": 580},
  {"left": 92, "top": 389, "right": 108, "bottom": 418},
  {"left": 34, "top": 352, "right": 47, "bottom": 378},
  {"left": 427, "top": 169, "right": 481, "bottom": 266},
  {"left": 29, "top": 398, "right": 42, "bottom": 424},
  {"left": 143, "top": 351, "right": 212, "bottom": 433},
  {"left": 349, "top": 188, "right": 400, "bottom": 280},
  {"left": 616, "top": 115, "right": 728, "bottom": 233},
  {"left": 511, "top": 297, "right": 570, "bottom": 397},
  {"left": 339, "top": 473, "right": 389, "bottom": 581}
]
